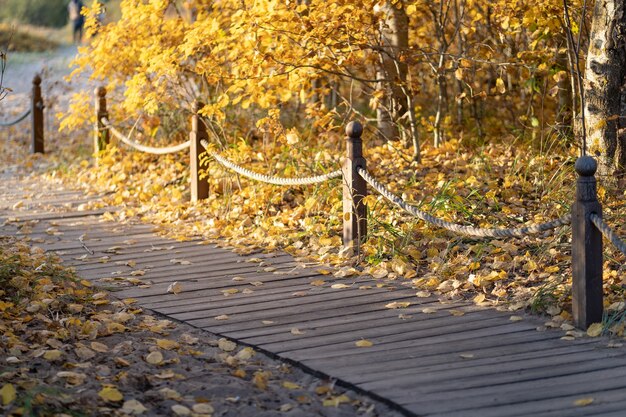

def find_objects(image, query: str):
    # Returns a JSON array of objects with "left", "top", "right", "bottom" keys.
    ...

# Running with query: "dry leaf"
[
  {"left": 122, "top": 399, "right": 148, "bottom": 415},
  {"left": 310, "top": 279, "right": 325, "bottom": 286},
  {"left": 415, "top": 291, "right": 431, "bottom": 298},
  {"left": 171, "top": 404, "right": 191, "bottom": 416},
  {"left": 156, "top": 339, "right": 179, "bottom": 350},
  {"left": 99, "top": 385, "right": 124, "bottom": 402},
  {"left": 170, "top": 258, "right": 192, "bottom": 265},
  {"left": 574, "top": 398, "right": 594, "bottom": 407},
  {"left": 449, "top": 309, "right": 465, "bottom": 316},
  {"left": 43, "top": 349, "right": 63, "bottom": 361},
  {"left": 290, "top": 327, "right": 305, "bottom": 335},
  {"left": 331, "top": 283, "right": 350, "bottom": 289},
  {"left": 355, "top": 339, "right": 374, "bottom": 347},
  {"left": 215, "top": 314, "right": 230, "bottom": 320},
  {"left": 145, "top": 351, "right": 164, "bottom": 365},
  {"left": 386, "top": 301, "right": 411, "bottom": 309},
  {"left": 323, "top": 394, "right": 351, "bottom": 407},
  {"left": 422, "top": 307, "right": 437, "bottom": 314},
  {"left": 0, "top": 383, "right": 16, "bottom": 405},
  {"left": 282, "top": 381, "right": 302, "bottom": 390},
  {"left": 459, "top": 353, "right": 475, "bottom": 359},
  {"left": 192, "top": 403, "right": 215, "bottom": 414},
  {"left": 218, "top": 338, "right": 237, "bottom": 352},
  {"left": 166, "top": 282, "right": 182, "bottom": 294},
  {"left": 587, "top": 323, "right": 603, "bottom": 337}
]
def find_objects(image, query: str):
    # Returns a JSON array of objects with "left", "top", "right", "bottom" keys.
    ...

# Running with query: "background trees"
[{"left": 64, "top": 0, "right": 621, "bottom": 172}]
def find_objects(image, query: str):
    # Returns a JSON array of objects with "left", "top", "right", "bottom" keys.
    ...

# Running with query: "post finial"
[
  {"left": 346, "top": 121, "right": 363, "bottom": 139},
  {"left": 32, "top": 74, "right": 42, "bottom": 86},
  {"left": 96, "top": 86, "right": 107, "bottom": 97},
  {"left": 575, "top": 156, "right": 597, "bottom": 177}
]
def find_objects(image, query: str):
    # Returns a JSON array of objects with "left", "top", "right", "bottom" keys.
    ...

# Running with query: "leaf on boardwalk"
[
  {"left": 574, "top": 398, "right": 594, "bottom": 407},
  {"left": 422, "top": 307, "right": 437, "bottom": 314},
  {"left": 290, "top": 327, "right": 305, "bottom": 335},
  {"left": 166, "top": 282, "right": 182, "bottom": 294},
  {"left": 415, "top": 291, "right": 431, "bottom": 298},
  {"left": 355, "top": 339, "right": 373, "bottom": 347},
  {"left": 386, "top": 301, "right": 411, "bottom": 309},
  {"left": 215, "top": 314, "right": 230, "bottom": 320},
  {"left": 249, "top": 281, "right": 264, "bottom": 286},
  {"left": 170, "top": 258, "right": 192, "bottom": 265},
  {"left": 310, "top": 279, "right": 325, "bottom": 286},
  {"left": 587, "top": 323, "right": 603, "bottom": 337},
  {"left": 330, "top": 283, "right": 350, "bottom": 289}
]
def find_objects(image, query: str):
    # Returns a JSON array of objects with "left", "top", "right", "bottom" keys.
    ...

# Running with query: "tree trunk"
[
  {"left": 375, "top": 1, "right": 409, "bottom": 142},
  {"left": 584, "top": 0, "right": 626, "bottom": 182}
]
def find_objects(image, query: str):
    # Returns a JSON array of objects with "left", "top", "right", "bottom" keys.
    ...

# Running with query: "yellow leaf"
[
  {"left": 587, "top": 323, "right": 603, "bottom": 337},
  {"left": 385, "top": 301, "right": 411, "bottom": 309},
  {"left": 449, "top": 309, "right": 465, "bottom": 316},
  {"left": 98, "top": 385, "right": 124, "bottom": 402},
  {"left": 496, "top": 78, "right": 506, "bottom": 94},
  {"left": 422, "top": 307, "right": 437, "bottom": 314},
  {"left": 473, "top": 293, "right": 486, "bottom": 304},
  {"left": 355, "top": 339, "right": 373, "bottom": 347},
  {"left": 415, "top": 291, "right": 431, "bottom": 298},
  {"left": 43, "top": 349, "right": 63, "bottom": 361},
  {"left": 282, "top": 381, "right": 302, "bottom": 390},
  {"left": 0, "top": 383, "right": 16, "bottom": 405},
  {"left": 574, "top": 398, "right": 594, "bottom": 406},
  {"left": 156, "top": 339, "right": 180, "bottom": 350},
  {"left": 310, "top": 279, "right": 325, "bottom": 286},
  {"left": 323, "top": 394, "right": 351, "bottom": 407}
]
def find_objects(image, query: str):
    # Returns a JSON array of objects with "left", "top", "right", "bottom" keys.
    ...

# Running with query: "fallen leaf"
[
  {"left": 145, "top": 351, "right": 164, "bottom": 365},
  {"left": 331, "top": 283, "right": 350, "bottom": 289},
  {"left": 422, "top": 307, "right": 437, "bottom": 314},
  {"left": 355, "top": 339, "right": 374, "bottom": 347},
  {"left": 99, "top": 385, "right": 124, "bottom": 402},
  {"left": 170, "top": 258, "right": 192, "bottom": 265},
  {"left": 218, "top": 338, "right": 237, "bottom": 352},
  {"left": 282, "top": 381, "right": 302, "bottom": 390},
  {"left": 262, "top": 320, "right": 275, "bottom": 325},
  {"left": 171, "top": 404, "right": 191, "bottom": 416},
  {"left": 574, "top": 398, "right": 594, "bottom": 407},
  {"left": 75, "top": 346, "right": 96, "bottom": 360},
  {"left": 290, "top": 327, "right": 305, "bottom": 335},
  {"left": 43, "top": 349, "right": 63, "bottom": 361},
  {"left": 449, "top": 309, "right": 465, "bottom": 316},
  {"left": 122, "top": 399, "right": 148, "bottom": 415},
  {"left": 166, "top": 282, "right": 182, "bottom": 294},
  {"left": 249, "top": 281, "right": 264, "bottom": 286},
  {"left": 0, "top": 383, "right": 16, "bottom": 405},
  {"left": 192, "top": 403, "right": 215, "bottom": 414},
  {"left": 510, "top": 315, "right": 524, "bottom": 322},
  {"left": 156, "top": 339, "right": 179, "bottom": 350},
  {"left": 386, "top": 301, "right": 411, "bottom": 309},
  {"left": 323, "top": 394, "right": 351, "bottom": 407},
  {"left": 415, "top": 291, "right": 431, "bottom": 298},
  {"left": 310, "top": 279, "right": 325, "bottom": 286},
  {"left": 221, "top": 288, "right": 239, "bottom": 295},
  {"left": 587, "top": 323, "right": 603, "bottom": 337},
  {"left": 215, "top": 314, "right": 230, "bottom": 320},
  {"left": 57, "top": 371, "right": 87, "bottom": 385},
  {"left": 459, "top": 353, "right": 475, "bottom": 359}
]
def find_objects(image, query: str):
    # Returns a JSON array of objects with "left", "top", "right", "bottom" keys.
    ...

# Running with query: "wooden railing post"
[
  {"left": 190, "top": 101, "right": 209, "bottom": 202},
  {"left": 572, "top": 155, "right": 603, "bottom": 329},
  {"left": 31, "top": 74, "right": 44, "bottom": 154},
  {"left": 342, "top": 121, "right": 367, "bottom": 250},
  {"left": 94, "top": 86, "right": 109, "bottom": 154}
]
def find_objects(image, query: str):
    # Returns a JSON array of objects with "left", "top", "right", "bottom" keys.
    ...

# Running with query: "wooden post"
[
  {"left": 31, "top": 74, "right": 44, "bottom": 154},
  {"left": 94, "top": 86, "right": 109, "bottom": 154},
  {"left": 572, "top": 155, "right": 603, "bottom": 329},
  {"left": 190, "top": 101, "right": 209, "bottom": 202},
  {"left": 342, "top": 121, "right": 367, "bottom": 250}
]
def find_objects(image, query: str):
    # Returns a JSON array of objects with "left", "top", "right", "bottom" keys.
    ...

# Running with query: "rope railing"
[
  {"left": 357, "top": 166, "right": 571, "bottom": 238},
  {"left": 590, "top": 213, "right": 626, "bottom": 256},
  {"left": 200, "top": 139, "right": 342, "bottom": 186},
  {"left": 101, "top": 117, "right": 191, "bottom": 155},
  {"left": 0, "top": 108, "right": 31, "bottom": 127},
  {"left": 92, "top": 89, "right": 619, "bottom": 330}
]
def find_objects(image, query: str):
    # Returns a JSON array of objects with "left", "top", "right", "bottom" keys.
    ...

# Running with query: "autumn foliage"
[{"left": 57, "top": 0, "right": 624, "bottom": 315}]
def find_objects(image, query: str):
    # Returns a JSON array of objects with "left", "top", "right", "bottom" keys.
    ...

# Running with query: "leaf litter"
[{"left": 0, "top": 235, "right": 401, "bottom": 417}]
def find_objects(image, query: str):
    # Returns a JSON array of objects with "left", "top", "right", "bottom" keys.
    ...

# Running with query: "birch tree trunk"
[
  {"left": 376, "top": 1, "right": 409, "bottom": 142},
  {"left": 584, "top": 0, "right": 626, "bottom": 183}
]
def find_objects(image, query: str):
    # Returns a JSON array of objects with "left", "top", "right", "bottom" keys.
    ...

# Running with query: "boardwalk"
[{"left": 2, "top": 174, "right": 626, "bottom": 417}]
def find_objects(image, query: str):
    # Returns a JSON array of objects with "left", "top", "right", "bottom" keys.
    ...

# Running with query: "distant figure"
[{"left": 68, "top": 0, "right": 85, "bottom": 44}]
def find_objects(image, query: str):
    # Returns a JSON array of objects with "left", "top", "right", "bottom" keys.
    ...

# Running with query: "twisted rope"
[
  {"left": 101, "top": 117, "right": 190, "bottom": 155},
  {"left": 200, "top": 139, "right": 341, "bottom": 186},
  {"left": 590, "top": 213, "right": 626, "bottom": 256},
  {"left": 357, "top": 167, "right": 571, "bottom": 238},
  {"left": 0, "top": 108, "right": 31, "bottom": 127}
]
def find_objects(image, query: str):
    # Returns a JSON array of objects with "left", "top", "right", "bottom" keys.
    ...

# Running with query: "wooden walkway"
[{"left": 3, "top": 175, "right": 626, "bottom": 417}]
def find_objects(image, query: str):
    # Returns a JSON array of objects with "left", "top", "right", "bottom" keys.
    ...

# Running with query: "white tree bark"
[{"left": 584, "top": 0, "right": 626, "bottom": 181}]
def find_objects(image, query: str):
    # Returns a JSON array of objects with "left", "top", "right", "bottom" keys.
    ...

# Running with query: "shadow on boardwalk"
[{"left": 2, "top": 173, "right": 626, "bottom": 417}]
